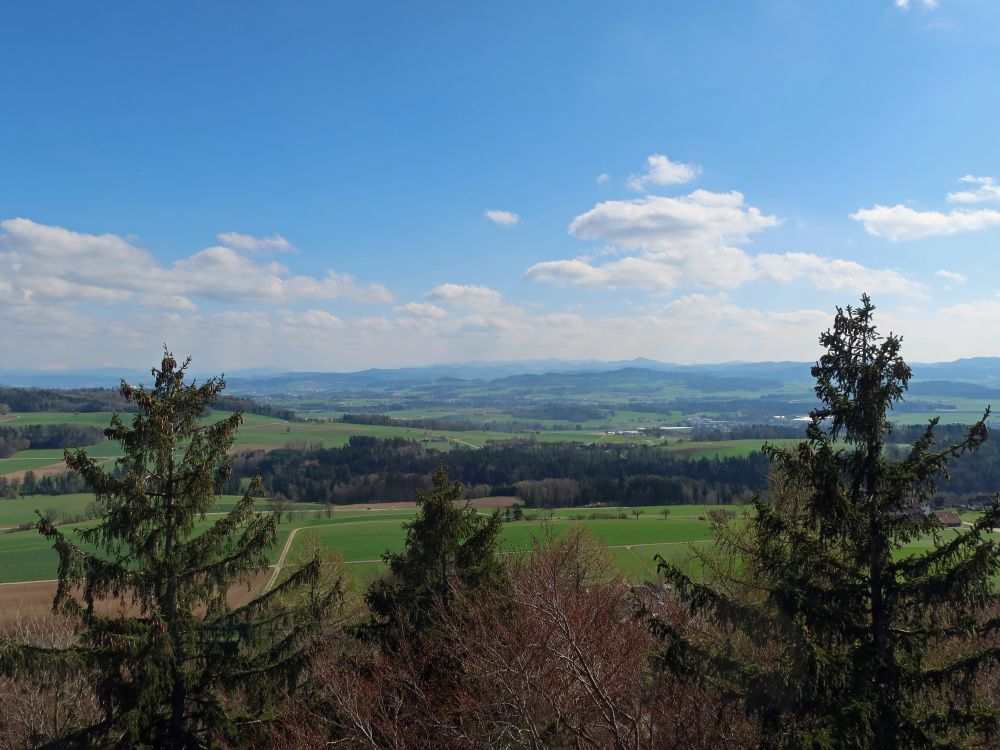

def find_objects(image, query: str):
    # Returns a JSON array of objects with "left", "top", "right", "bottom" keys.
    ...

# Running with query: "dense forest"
[
  {"left": 233, "top": 436, "right": 773, "bottom": 506},
  {"left": 229, "top": 422, "right": 1000, "bottom": 507},
  {"left": 0, "top": 423, "right": 106, "bottom": 458},
  {"left": 13, "top": 420, "right": 1000, "bottom": 507},
  {"left": 0, "top": 386, "right": 126, "bottom": 413},
  {"left": 210, "top": 396, "right": 295, "bottom": 421}
]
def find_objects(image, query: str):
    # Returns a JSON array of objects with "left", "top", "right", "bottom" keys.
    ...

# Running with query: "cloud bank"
[
  {"left": 0, "top": 218, "right": 392, "bottom": 313},
  {"left": 851, "top": 176, "right": 1000, "bottom": 240},
  {"left": 526, "top": 189, "right": 923, "bottom": 297}
]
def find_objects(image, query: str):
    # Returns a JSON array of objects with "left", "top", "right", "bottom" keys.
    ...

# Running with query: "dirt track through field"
[{"left": 264, "top": 526, "right": 304, "bottom": 592}]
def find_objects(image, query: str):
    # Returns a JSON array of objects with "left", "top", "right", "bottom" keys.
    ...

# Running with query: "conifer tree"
[
  {"left": 1, "top": 351, "right": 336, "bottom": 749},
  {"left": 651, "top": 296, "right": 1000, "bottom": 749},
  {"left": 363, "top": 463, "right": 504, "bottom": 646}
]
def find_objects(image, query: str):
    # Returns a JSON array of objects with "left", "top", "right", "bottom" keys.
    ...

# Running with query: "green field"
[
  {"left": 0, "top": 493, "right": 336, "bottom": 529},
  {"left": 1, "top": 498, "right": 995, "bottom": 588},
  {"left": 0, "top": 493, "right": 95, "bottom": 528},
  {"left": 0, "top": 500, "right": 720, "bottom": 584}
]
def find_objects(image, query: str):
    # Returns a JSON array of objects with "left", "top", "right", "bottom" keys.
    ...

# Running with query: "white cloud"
[
  {"left": 853, "top": 176, "right": 1000, "bottom": 240},
  {"left": 895, "top": 0, "right": 939, "bottom": 9},
  {"left": 171, "top": 246, "right": 391, "bottom": 304},
  {"left": 627, "top": 154, "right": 700, "bottom": 192},
  {"left": 596, "top": 173, "right": 610, "bottom": 184},
  {"left": 526, "top": 255, "right": 690, "bottom": 291},
  {"left": 850, "top": 203, "right": 1000, "bottom": 241},
  {"left": 0, "top": 218, "right": 392, "bottom": 311},
  {"left": 527, "top": 189, "right": 779, "bottom": 291},
  {"left": 947, "top": 175, "right": 1000, "bottom": 204},
  {"left": 935, "top": 269, "right": 968, "bottom": 283},
  {"left": 526, "top": 190, "right": 923, "bottom": 297},
  {"left": 393, "top": 302, "right": 449, "bottom": 318},
  {"left": 660, "top": 293, "right": 830, "bottom": 330},
  {"left": 484, "top": 209, "right": 520, "bottom": 226},
  {"left": 568, "top": 190, "right": 779, "bottom": 251},
  {"left": 424, "top": 283, "right": 510, "bottom": 309},
  {"left": 756, "top": 253, "right": 927, "bottom": 297},
  {"left": 280, "top": 309, "right": 345, "bottom": 328},
  {"left": 217, "top": 231, "right": 294, "bottom": 253},
  {"left": 527, "top": 250, "right": 923, "bottom": 298},
  {"left": 142, "top": 294, "right": 199, "bottom": 312}
]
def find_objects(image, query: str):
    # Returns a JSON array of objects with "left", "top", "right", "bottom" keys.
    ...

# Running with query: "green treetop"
[
  {"left": 651, "top": 296, "right": 1000, "bottom": 749},
  {"left": 363, "top": 463, "right": 504, "bottom": 647},
  {"left": 1, "top": 351, "right": 336, "bottom": 750}
]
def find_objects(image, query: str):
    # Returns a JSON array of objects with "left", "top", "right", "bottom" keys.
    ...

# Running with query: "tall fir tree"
[
  {"left": 363, "top": 463, "right": 505, "bottom": 646},
  {"left": 651, "top": 296, "right": 1000, "bottom": 749},
  {"left": 1, "top": 351, "right": 336, "bottom": 750}
]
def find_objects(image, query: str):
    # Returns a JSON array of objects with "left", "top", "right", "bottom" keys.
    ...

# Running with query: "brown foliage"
[{"left": 269, "top": 525, "right": 755, "bottom": 749}]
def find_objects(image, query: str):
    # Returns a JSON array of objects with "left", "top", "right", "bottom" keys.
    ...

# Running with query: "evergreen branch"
[{"left": 921, "top": 645, "right": 1000, "bottom": 688}]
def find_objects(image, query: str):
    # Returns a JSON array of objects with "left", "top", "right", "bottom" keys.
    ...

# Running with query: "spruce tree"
[
  {"left": 651, "top": 296, "right": 1000, "bottom": 749},
  {"left": 363, "top": 463, "right": 504, "bottom": 646},
  {"left": 1, "top": 351, "right": 335, "bottom": 749}
]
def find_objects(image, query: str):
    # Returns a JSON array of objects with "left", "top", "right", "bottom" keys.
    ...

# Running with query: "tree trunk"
[{"left": 164, "top": 452, "right": 186, "bottom": 748}]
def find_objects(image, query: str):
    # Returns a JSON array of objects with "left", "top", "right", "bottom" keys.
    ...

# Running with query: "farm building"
[{"left": 933, "top": 511, "right": 963, "bottom": 528}]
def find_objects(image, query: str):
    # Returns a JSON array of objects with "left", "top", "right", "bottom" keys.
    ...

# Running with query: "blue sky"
[{"left": 2, "top": 0, "right": 999, "bottom": 370}]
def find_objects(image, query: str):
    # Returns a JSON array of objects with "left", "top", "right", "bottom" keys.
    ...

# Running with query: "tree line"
[
  {"left": 210, "top": 395, "right": 295, "bottom": 421},
  {"left": 229, "top": 425, "right": 1000, "bottom": 507},
  {"left": 0, "top": 423, "right": 106, "bottom": 458},
  {"left": 0, "top": 387, "right": 127, "bottom": 413},
  {"left": 231, "top": 436, "right": 771, "bottom": 506}
]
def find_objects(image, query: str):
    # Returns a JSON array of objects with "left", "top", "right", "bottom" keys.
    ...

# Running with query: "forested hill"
[
  {"left": 0, "top": 386, "right": 127, "bottom": 413},
  {"left": 0, "top": 386, "right": 292, "bottom": 420}
]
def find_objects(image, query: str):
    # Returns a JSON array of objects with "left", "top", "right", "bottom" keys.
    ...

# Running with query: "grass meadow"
[
  {"left": 0, "top": 498, "right": 723, "bottom": 585},
  {"left": 1, "top": 495, "right": 993, "bottom": 590}
]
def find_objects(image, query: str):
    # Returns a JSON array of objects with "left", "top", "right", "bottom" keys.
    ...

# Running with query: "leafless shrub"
[
  {"left": 272, "top": 525, "right": 755, "bottom": 749},
  {"left": 0, "top": 611, "right": 98, "bottom": 749}
]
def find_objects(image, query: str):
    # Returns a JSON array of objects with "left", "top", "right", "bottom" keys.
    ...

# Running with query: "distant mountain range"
[
  {"left": 2, "top": 357, "right": 1000, "bottom": 392},
  {"left": 226, "top": 357, "right": 1000, "bottom": 394}
]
